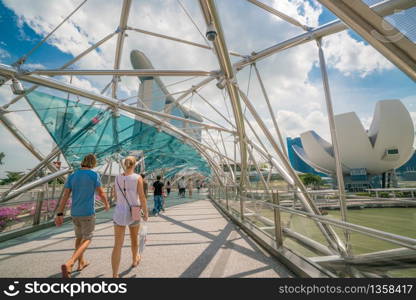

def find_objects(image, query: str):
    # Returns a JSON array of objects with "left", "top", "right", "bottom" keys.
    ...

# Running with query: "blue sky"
[
  {"left": 0, "top": 0, "right": 415, "bottom": 177},
  {"left": 0, "top": 2, "right": 73, "bottom": 69}
]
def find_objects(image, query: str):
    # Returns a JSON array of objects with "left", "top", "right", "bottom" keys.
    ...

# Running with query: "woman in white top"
[{"left": 111, "top": 156, "right": 148, "bottom": 278}]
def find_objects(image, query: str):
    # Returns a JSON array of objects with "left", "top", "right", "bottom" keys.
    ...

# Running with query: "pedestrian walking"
[
  {"left": 55, "top": 154, "right": 110, "bottom": 278},
  {"left": 111, "top": 156, "right": 148, "bottom": 278},
  {"left": 152, "top": 175, "right": 164, "bottom": 215},
  {"left": 187, "top": 178, "right": 193, "bottom": 198},
  {"left": 178, "top": 177, "right": 186, "bottom": 198},
  {"left": 166, "top": 180, "right": 171, "bottom": 196}
]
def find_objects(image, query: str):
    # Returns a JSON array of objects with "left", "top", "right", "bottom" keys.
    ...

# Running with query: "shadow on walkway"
[{"left": 0, "top": 196, "right": 293, "bottom": 278}]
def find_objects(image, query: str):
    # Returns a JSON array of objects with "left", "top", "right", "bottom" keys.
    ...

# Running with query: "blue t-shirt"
[{"left": 64, "top": 169, "right": 102, "bottom": 217}]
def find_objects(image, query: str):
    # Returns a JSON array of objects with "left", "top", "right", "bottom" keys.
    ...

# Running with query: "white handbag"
[{"left": 139, "top": 221, "right": 147, "bottom": 253}]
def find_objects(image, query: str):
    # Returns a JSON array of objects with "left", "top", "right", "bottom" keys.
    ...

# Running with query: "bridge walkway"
[{"left": 0, "top": 194, "right": 293, "bottom": 278}]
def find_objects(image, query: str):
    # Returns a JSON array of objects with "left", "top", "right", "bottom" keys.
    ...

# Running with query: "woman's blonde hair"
[
  {"left": 81, "top": 153, "right": 97, "bottom": 168},
  {"left": 124, "top": 156, "right": 137, "bottom": 169}
]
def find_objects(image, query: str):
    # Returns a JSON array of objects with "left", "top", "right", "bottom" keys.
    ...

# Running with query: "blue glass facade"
[
  {"left": 170, "top": 106, "right": 186, "bottom": 129},
  {"left": 150, "top": 81, "right": 166, "bottom": 112},
  {"left": 286, "top": 137, "right": 326, "bottom": 176},
  {"left": 396, "top": 152, "right": 416, "bottom": 181}
]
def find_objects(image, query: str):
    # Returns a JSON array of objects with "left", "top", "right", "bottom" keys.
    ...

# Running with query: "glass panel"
[
  {"left": 384, "top": 7, "right": 416, "bottom": 43},
  {"left": 25, "top": 90, "right": 211, "bottom": 177},
  {"left": 365, "top": 1, "right": 416, "bottom": 43},
  {"left": 327, "top": 207, "right": 416, "bottom": 254},
  {"left": 151, "top": 81, "right": 167, "bottom": 112},
  {"left": 0, "top": 189, "right": 71, "bottom": 233},
  {"left": 228, "top": 187, "right": 242, "bottom": 218}
]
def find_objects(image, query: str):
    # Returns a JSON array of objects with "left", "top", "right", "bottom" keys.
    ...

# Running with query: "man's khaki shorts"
[{"left": 72, "top": 215, "right": 96, "bottom": 240}]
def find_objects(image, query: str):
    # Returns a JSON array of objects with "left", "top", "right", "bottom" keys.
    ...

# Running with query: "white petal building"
[{"left": 292, "top": 99, "right": 415, "bottom": 189}]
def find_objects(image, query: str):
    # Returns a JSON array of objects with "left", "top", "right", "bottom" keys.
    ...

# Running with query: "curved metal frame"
[{"left": 0, "top": 0, "right": 415, "bottom": 277}]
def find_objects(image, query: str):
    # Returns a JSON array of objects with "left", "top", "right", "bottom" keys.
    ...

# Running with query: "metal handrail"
[
  {"left": 0, "top": 197, "right": 61, "bottom": 207},
  {"left": 238, "top": 195, "right": 416, "bottom": 251}
]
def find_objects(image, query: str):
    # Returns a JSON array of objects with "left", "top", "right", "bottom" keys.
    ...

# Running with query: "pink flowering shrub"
[
  {"left": 0, "top": 203, "right": 33, "bottom": 231},
  {"left": 0, "top": 198, "right": 71, "bottom": 231}
]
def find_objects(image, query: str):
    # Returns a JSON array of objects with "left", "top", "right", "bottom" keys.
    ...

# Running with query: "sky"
[{"left": 0, "top": 0, "right": 415, "bottom": 178}]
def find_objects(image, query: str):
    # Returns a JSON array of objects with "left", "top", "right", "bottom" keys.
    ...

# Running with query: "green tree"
[
  {"left": 0, "top": 152, "right": 4, "bottom": 165},
  {"left": 0, "top": 171, "right": 25, "bottom": 185},
  {"left": 299, "top": 173, "right": 324, "bottom": 190}
]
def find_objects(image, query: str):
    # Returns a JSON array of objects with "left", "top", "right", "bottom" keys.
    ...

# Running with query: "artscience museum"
[
  {"left": 288, "top": 99, "right": 416, "bottom": 191},
  {"left": 1, "top": 0, "right": 416, "bottom": 280}
]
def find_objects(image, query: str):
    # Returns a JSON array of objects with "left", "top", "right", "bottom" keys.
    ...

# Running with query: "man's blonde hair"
[
  {"left": 81, "top": 153, "right": 97, "bottom": 168},
  {"left": 124, "top": 156, "right": 137, "bottom": 169}
]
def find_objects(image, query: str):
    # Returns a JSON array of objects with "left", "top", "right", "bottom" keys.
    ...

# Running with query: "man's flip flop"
[
  {"left": 61, "top": 264, "right": 71, "bottom": 278},
  {"left": 77, "top": 261, "right": 90, "bottom": 272}
]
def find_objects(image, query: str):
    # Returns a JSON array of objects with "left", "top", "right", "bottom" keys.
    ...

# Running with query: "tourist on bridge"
[
  {"left": 141, "top": 173, "right": 148, "bottom": 199},
  {"left": 112, "top": 156, "right": 148, "bottom": 278},
  {"left": 196, "top": 179, "right": 201, "bottom": 193},
  {"left": 188, "top": 178, "right": 193, "bottom": 198},
  {"left": 55, "top": 153, "right": 110, "bottom": 278},
  {"left": 166, "top": 180, "right": 171, "bottom": 196},
  {"left": 178, "top": 177, "right": 186, "bottom": 198},
  {"left": 152, "top": 175, "right": 164, "bottom": 216}
]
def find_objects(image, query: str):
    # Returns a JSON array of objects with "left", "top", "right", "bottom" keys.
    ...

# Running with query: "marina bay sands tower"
[{"left": 130, "top": 50, "right": 203, "bottom": 142}]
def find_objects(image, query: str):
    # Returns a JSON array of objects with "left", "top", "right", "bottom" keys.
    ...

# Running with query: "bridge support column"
[
  {"left": 33, "top": 190, "right": 45, "bottom": 226},
  {"left": 273, "top": 191, "right": 283, "bottom": 249},
  {"left": 225, "top": 186, "right": 229, "bottom": 210}
]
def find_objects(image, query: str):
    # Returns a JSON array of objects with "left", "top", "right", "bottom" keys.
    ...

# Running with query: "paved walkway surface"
[{"left": 0, "top": 196, "right": 293, "bottom": 278}]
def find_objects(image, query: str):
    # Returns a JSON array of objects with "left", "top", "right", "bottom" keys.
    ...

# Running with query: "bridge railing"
[
  {"left": 0, "top": 182, "right": 114, "bottom": 239},
  {"left": 0, "top": 181, "right": 205, "bottom": 239},
  {"left": 209, "top": 185, "right": 416, "bottom": 278}
]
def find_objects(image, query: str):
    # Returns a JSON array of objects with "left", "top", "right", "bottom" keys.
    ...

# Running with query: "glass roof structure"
[
  {"left": 0, "top": 0, "right": 415, "bottom": 279},
  {"left": 26, "top": 90, "right": 211, "bottom": 176}
]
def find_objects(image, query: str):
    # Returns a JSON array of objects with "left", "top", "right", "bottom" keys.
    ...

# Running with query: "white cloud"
[
  {"left": 59, "top": 75, "right": 100, "bottom": 94},
  {"left": 0, "top": 108, "right": 53, "bottom": 178},
  {"left": 323, "top": 31, "right": 394, "bottom": 77},
  {"left": 24, "top": 63, "right": 46, "bottom": 69},
  {"left": 270, "top": 0, "right": 323, "bottom": 27},
  {"left": 1, "top": 0, "right": 415, "bottom": 171},
  {"left": 277, "top": 109, "right": 329, "bottom": 139},
  {"left": 0, "top": 86, "right": 13, "bottom": 106},
  {"left": 0, "top": 48, "right": 10, "bottom": 60}
]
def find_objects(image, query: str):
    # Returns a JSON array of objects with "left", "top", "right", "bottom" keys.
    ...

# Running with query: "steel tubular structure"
[
  {"left": 127, "top": 26, "right": 244, "bottom": 58},
  {"left": 112, "top": 0, "right": 132, "bottom": 99},
  {"left": 247, "top": 0, "right": 310, "bottom": 31},
  {"left": 0, "top": 0, "right": 415, "bottom": 278},
  {"left": 0, "top": 113, "right": 59, "bottom": 174},
  {"left": 234, "top": 0, "right": 415, "bottom": 72},
  {"left": 316, "top": 38, "right": 351, "bottom": 256},
  {"left": 252, "top": 63, "right": 287, "bottom": 158},
  {"left": 30, "top": 69, "right": 218, "bottom": 77},
  {"left": 237, "top": 86, "right": 347, "bottom": 256},
  {"left": 199, "top": 0, "right": 249, "bottom": 201},
  {"left": 317, "top": 0, "right": 416, "bottom": 81}
]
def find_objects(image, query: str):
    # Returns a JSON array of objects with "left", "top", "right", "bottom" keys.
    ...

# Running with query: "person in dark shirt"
[
  {"left": 196, "top": 180, "right": 201, "bottom": 193},
  {"left": 166, "top": 181, "right": 171, "bottom": 196},
  {"left": 152, "top": 175, "right": 164, "bottom": 216}
]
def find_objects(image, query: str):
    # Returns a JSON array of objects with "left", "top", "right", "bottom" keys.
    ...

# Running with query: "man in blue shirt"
[{"left": 55, "top": 154, "right": 109, "bottom": 278}]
